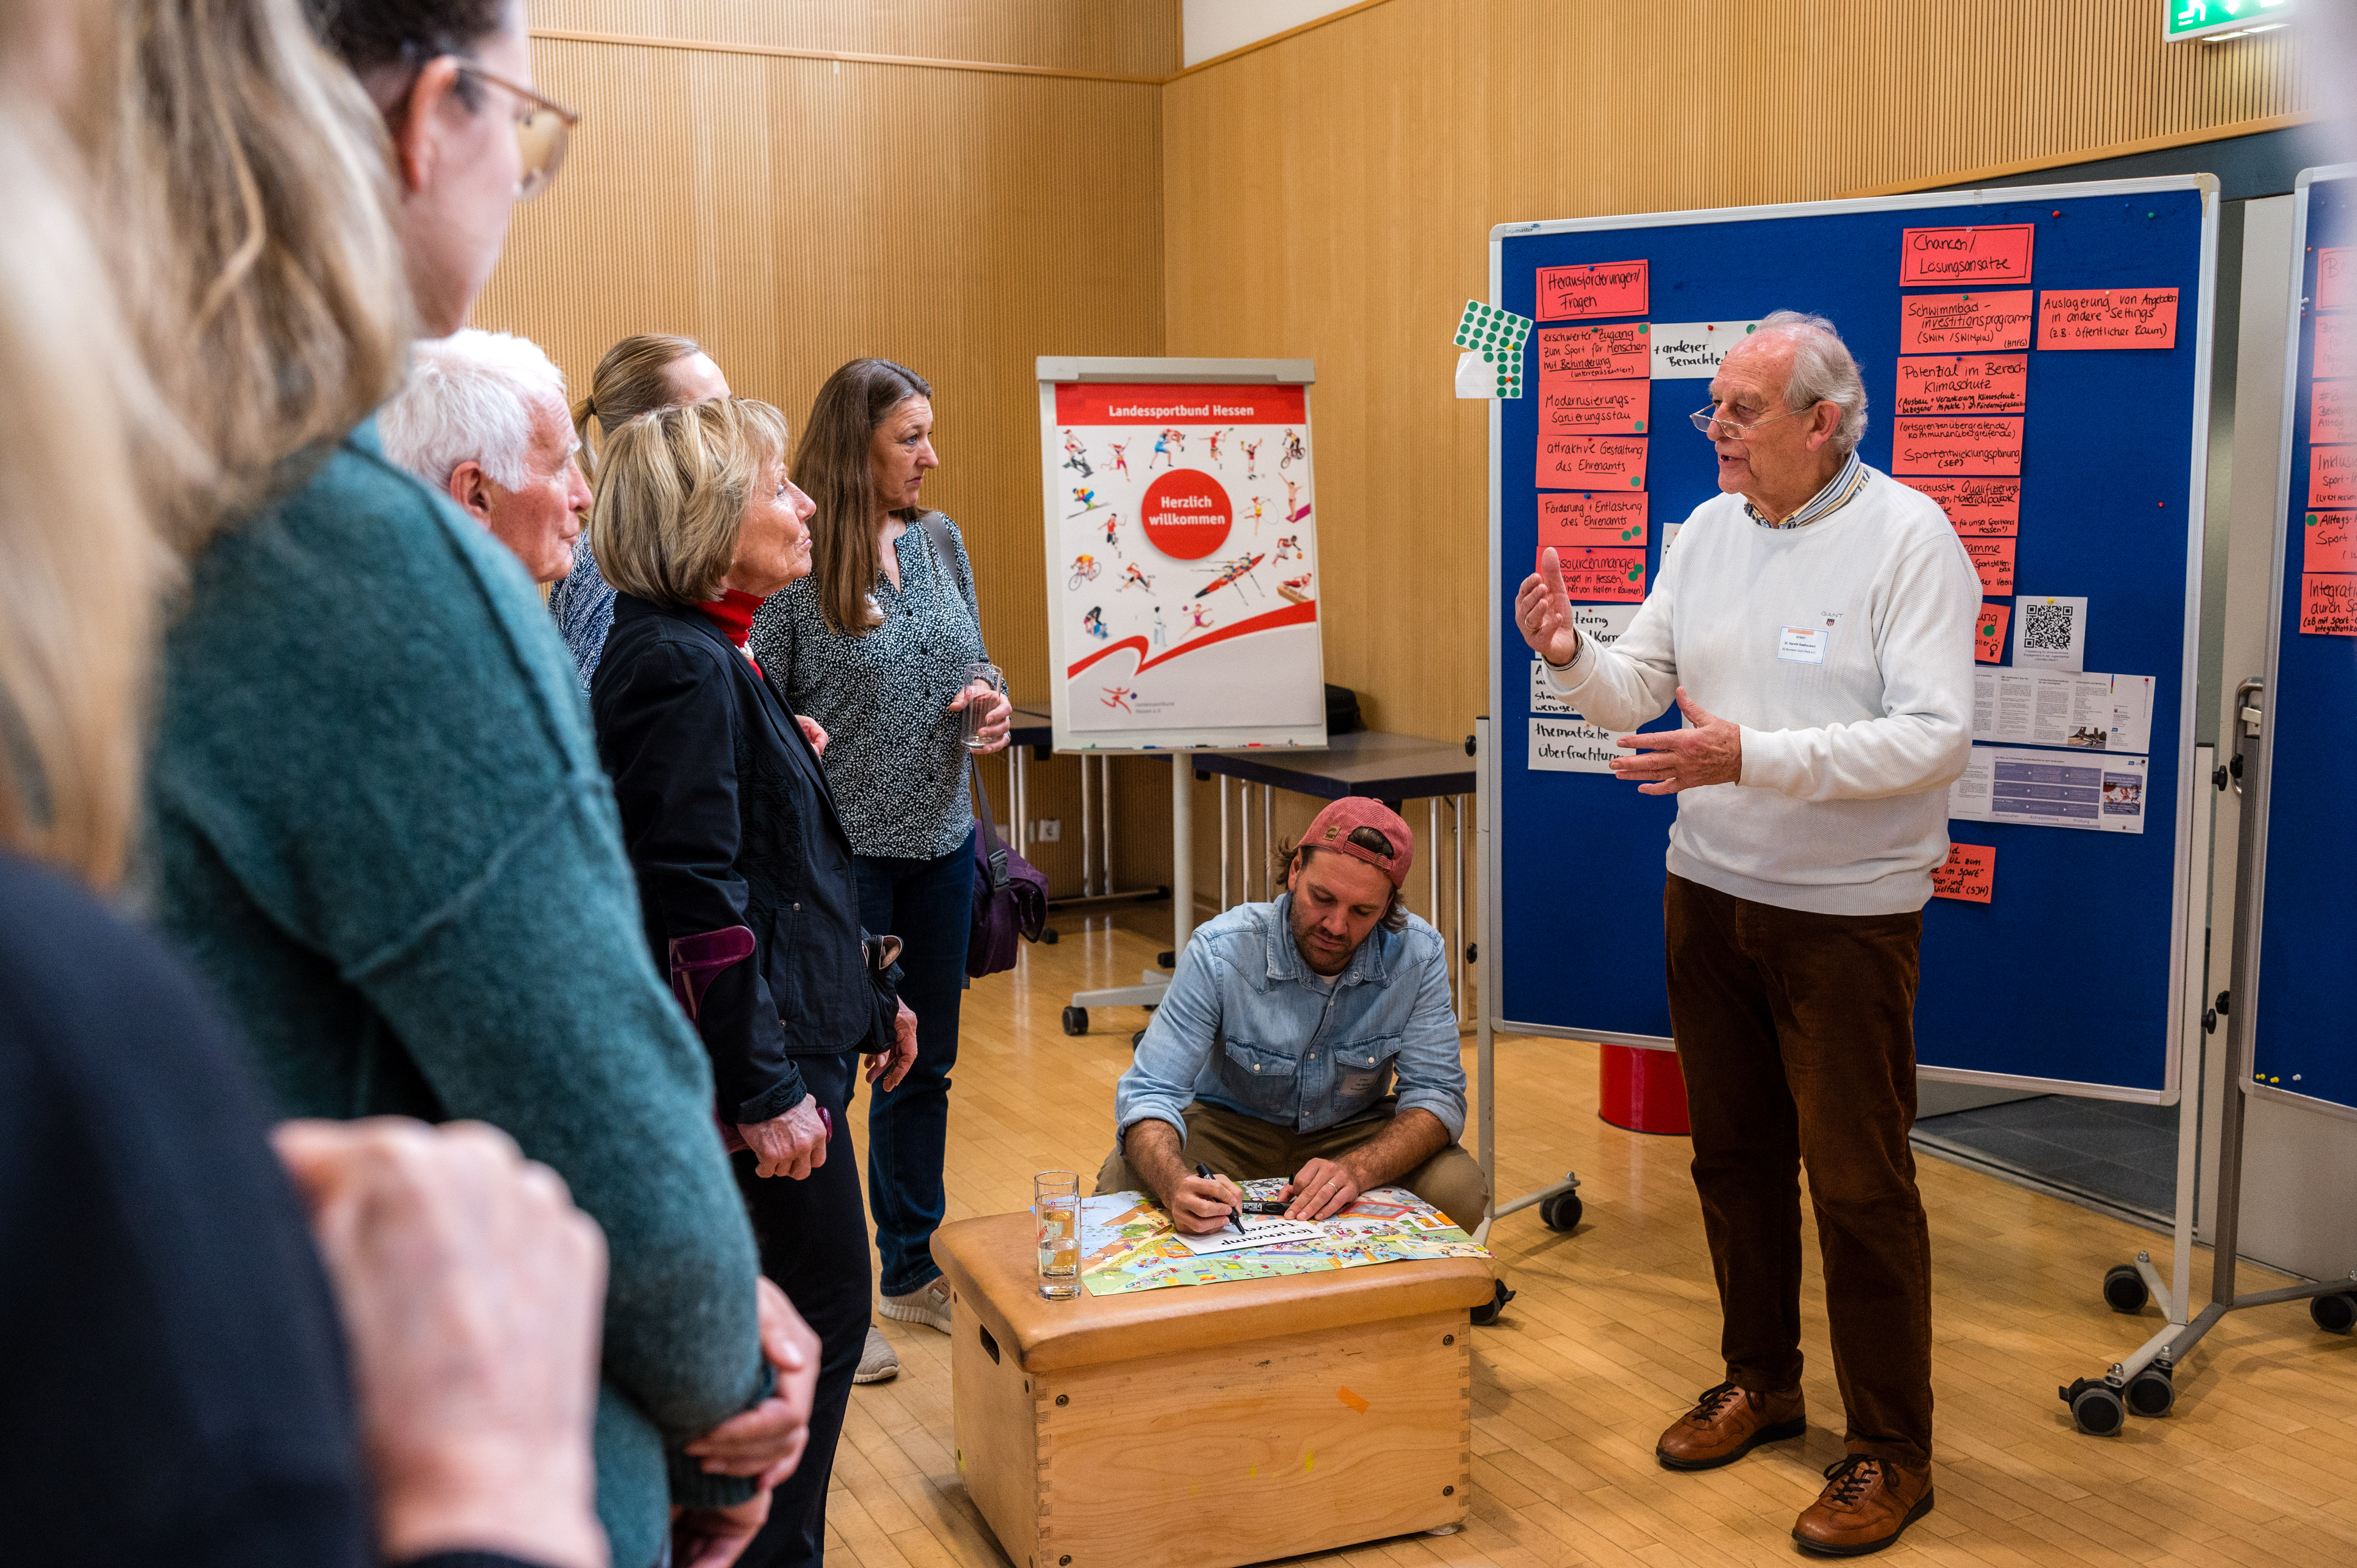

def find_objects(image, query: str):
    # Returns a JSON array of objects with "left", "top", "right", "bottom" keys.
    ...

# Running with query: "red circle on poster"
[{"left": 1140, "top": 469, "right": 1232, "bottom": 560}]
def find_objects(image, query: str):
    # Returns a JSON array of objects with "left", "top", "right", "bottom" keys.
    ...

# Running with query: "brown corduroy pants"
[{"left": 1665, "top": 873, "right": 1934, "bottom": 1471}]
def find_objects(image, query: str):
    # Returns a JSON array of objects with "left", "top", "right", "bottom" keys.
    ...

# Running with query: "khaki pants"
[{"left": 1094, "top": 1098, "right": 1490, "bottom": 1233}]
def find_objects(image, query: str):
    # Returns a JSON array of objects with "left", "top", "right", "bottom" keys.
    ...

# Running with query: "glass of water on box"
[
  {"left": 961, "top": 661, "right": 1004, "bottom": 751},
  {"left": 1034, "top": 1170, "right": 1080, "bottom": 1300}
]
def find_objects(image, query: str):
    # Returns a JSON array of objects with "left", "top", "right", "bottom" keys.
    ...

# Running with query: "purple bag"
[{"left": 966, "top": 758, "right": 1047, "bottom": 977}]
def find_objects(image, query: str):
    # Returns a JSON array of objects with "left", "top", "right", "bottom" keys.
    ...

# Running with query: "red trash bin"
[{"left": 1598, "top": 1042, "right": 1691, "bottom": 1135}]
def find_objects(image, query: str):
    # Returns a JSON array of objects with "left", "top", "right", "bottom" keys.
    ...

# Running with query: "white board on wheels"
[{"left": 1036, "top": 356, "right": 1327, "bottom": 751}]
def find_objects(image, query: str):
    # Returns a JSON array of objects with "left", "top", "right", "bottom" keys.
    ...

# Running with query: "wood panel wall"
[{"left": 476, "top": 2, "right": 1183, "bottom": 898}]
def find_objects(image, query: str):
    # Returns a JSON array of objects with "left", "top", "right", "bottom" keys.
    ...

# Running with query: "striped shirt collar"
[{"left": 1744, "top": 450, "right": 1867, "bottom": 530}]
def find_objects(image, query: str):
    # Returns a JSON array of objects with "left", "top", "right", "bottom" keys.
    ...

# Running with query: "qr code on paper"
[{"left": 2021, "top": 600, "right": 2077, "bottom": 652}]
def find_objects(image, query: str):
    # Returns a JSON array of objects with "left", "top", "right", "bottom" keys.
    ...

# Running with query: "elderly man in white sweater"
[{"left": 1516, "top": 310, "right": 1976, "bottom": 1557}]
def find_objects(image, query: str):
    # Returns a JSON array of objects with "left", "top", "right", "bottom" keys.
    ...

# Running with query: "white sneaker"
[
  {"left": 878, "top": 1275, "right": 953, "bottom": 1333},
  {"left": 854, "top": 1326, "right": 899, "bottom": 1384}
]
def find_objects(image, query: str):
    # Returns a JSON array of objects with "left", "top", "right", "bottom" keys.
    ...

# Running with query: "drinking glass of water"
[
  {"left": 1035, "top": 1170, "right": 1080, "bottom": 1300},
  {"left": 961, "top": 662, "right": 1005, "bottom": 751}
]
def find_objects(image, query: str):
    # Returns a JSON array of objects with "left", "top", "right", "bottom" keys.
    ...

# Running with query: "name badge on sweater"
[{"left": 1776, "top": 625, "right": 1828, "bottom": 664}]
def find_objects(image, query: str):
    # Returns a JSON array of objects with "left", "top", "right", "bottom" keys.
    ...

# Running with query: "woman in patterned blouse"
[{"left": 749, "top": 359, "right": 1011, "bottom": 1375}]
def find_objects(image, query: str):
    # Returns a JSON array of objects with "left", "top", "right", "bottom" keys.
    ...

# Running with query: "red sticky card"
[
  {"left": 1974, "top": 603, "right": 2011, "bottom": 663},
  {"left": 2038, "top": 288, "right": 2180, "bottom": 350},
  {"left": 2320, "top": 248, "right": 2352, "bottom": 312},
  {"left": 1898, "top": 291, "right": 2035, "bottom": 352},
  {"left": 1537, "top": 434, "right": 1646, "bottom": 490},
  {"left": 1961, "top": 536, "right": 2016, "bottom": 596},
  {"left": 2315, "top": 382, "right": 2354, "bottom": 446},
  {"left": 1538, "top": 323, "right": 1650, "bottom": 383},
  {"left": 1891, "top": 417, "right": 2025, "bottom": 477},
  {"left": 1908, "top": 476, "right": 2020, "bottom": 535},
  {"left": 2320, "top": 316, "right": 2357, "bottom": 380},
  {"left": 2312, "top": 445, "right": 2357, "bottom": 507},
  {"left": 1900, "top": 225, "right": 2034, "bottom": 287},
  {"left": 2299, "top": 573, "right": 2357, "bottom": 636},
  {"left": 1931, "top": 843, "right": 1995, "bottom": 903},
  {"left": 1552, "top": 547, "right": 1646, "bottom": 602},
  {"left": 1538, "top": 491, "right": 1648, "bottom": 550},
  {"left": 1539, "top": 378, "right": 1650, "bottom": 435},
  {"left": 1535, "top": 260, "right": 1648, "bottom": 322},
  {"left": 2306, "top": 512, "right": 2357, "bottom": 573},
  {"left": 1894, "top": 354, "right": 2028, "bottom": 416}
]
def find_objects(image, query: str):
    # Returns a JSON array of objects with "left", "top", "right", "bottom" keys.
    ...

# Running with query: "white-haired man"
[
  {"left": 1516, "top": 310, "right": 1976, "bottom": 1555},
  {"left": 381, "top": 329, "right": 591, "bottom": 584}
]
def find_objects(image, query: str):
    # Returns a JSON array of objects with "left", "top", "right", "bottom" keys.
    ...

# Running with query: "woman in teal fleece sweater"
[{"left": 126, "top": 2, "right": 801, "bottom": 1564}]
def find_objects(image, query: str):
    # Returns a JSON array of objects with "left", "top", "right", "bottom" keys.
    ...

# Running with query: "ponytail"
[{"left": 576, "top": 332, "right": 704, "bottom": 477}]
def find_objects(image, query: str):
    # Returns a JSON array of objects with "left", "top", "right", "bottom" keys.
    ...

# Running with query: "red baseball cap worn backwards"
[{"left": 1301, "top": 797, "right": 1414, "bottom": 889}]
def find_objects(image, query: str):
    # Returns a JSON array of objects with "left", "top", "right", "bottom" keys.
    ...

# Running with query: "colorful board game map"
[{"left": 1081, "top": 1179, "right": 1490, "bottom": 1295}]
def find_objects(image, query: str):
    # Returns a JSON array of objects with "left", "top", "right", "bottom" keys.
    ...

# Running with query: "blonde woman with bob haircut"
[
  {"left": 118, "top": 4, "right": 814, "bottom": 1563},
  {"left": 552, "top": 330, "right": 734, "bottom": 685},
  {"left": 590, "top": 396, "right": 919, "bottom": 1568}
]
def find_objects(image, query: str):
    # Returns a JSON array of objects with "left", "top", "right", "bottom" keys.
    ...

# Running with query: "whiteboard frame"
[
  {"left": 1034, "top": 355, "right": 1326, "bottom": 754},
  {"left": 1481, "top": 176, "right": 2220, "bottom": 1103},
  {"left": 2243, "top": 164, "right": 2357, "bottom": 1125}
]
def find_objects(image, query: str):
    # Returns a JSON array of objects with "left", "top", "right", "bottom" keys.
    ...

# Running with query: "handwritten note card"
[
  {"left": 1539, "top": 379, "right": 1649, "bottom": 435},
  {"left": 2300, "top": 574, "right": 2357, "bottom": 636},
  {"left": 1899, "top": 291, "right": 2035, "bottom": 352},
  {"left": 2038, "top": 288, "right": 2180, "bottom": 350},
  {"left": 2315, "top": 381, "right": 2353, "bottom": 447},
  {"left": 1930, "top": 842, "right": 1995, "bottom": 903},
  {"left": 1649, "top": 320, "right": 1761, "bottom": 379},
  {"left": 1891, "top": 417, "right": 2025, "bottom": 476},
  {"left": 1552, "top": 547, "right": 1647, "bottom": 603},
  {"left": 2306, "top": 511, "right": 2357, "bottom": 574},
  {"left": 1536, "top": 260, "right": 1648, "bottom": 322},
  {"left": 1537, "top": 434, "right": 1646, "bottom": 491},
  {"left": 2313, "top": 445, "right": 2357, "bottom": 508},
  {"left": 1910, "top": 476, "right": 2021, "bottom": 535},
  {"left": 2320, "top": 316, "right": 2357, "bottom": 381},
  {"left": 1539, "top": 323, "right": 1650, "bottom": 383},
  {"left": 1975, "top": 603, "right": 2011, "bottom": 664},
  {"left": 2320, "top": 248, "right": 2351, "bottom": 313},
  {"left": 1894, "top": 354, "right": 2028, "bottom": 416},
  {"left": 1900, "top": 225, "right": 2034, "bottom": 287},
  {"left": 1962, "top": 536, "right": 2016, "bottom": 596},
  {"left": 1538, "top": 492, "right": 1648, "bottom": 549}
]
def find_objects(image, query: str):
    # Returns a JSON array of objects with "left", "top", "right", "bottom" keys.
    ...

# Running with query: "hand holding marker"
[{"left": 1195, "top": 1162, "right": 1248, "bottom": 1236}]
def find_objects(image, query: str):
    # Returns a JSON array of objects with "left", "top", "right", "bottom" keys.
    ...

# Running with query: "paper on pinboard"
[
  {"left": 1949, "top": 746, "right": 2147, "bottom": 835},
  {"left": 2013, "top": 594, "right": 2088, "bottom": 672},
  {"left": 1172, "top": 1214, "right": 1327, "bottom": 1257},
  {"left": 1529, "top": 715, "right": 1619, "bottom": 774},
  {"left": 1649, "top": 320, "right": 1760, "bottom": 379},
  {"left": 1970, "top": 670, "right": 2151, "bottom": 753}
]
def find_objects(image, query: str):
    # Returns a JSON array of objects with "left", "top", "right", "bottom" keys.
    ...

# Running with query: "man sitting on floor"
[{"left": 1096, "top": 797, "right": 1488, "bottom": 1238}]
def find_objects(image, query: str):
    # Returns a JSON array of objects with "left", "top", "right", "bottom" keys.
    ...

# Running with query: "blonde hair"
[
  {"left": 93, "top": 0, "right": 409, "bottom": 550},
  {"left": 592, "top": 398, "right": 790, "bottom": 609},
  {"left": 574, "top": 333, "right": 704, "bottom": 478},
  {"left": 0, "top": 103, "right": 168, "bottom": 888}
]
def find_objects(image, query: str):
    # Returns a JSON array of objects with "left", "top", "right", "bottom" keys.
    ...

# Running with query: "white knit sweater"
[{"left": 1542, "top": 465, "right": 1980, "bottom": 915}]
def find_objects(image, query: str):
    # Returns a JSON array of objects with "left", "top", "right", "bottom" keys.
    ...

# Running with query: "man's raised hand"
[
  {"left": 1514, "top": 547, "right": 1581, "bottom": 667},
  {"left": 1611, "top": 686, "right": 1744, "bottom": 794}
]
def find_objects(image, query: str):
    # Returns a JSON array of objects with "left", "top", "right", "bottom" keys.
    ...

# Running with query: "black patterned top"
[{"left": 747, "top": 515, "right": 988, "bottom": 860}]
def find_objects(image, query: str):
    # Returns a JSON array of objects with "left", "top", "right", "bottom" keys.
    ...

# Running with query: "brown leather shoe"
[
  {"left": 1792, "top": 1454, "right": 1934, "bottom": 1555},
  {"left": 1654, "top": 1381, "right": 1806, "bottom": 1470}
]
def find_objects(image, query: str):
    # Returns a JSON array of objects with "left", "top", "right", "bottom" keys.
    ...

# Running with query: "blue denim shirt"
[{"left": 1113, "top": 895, "right": 1465, "bottom": 1150}]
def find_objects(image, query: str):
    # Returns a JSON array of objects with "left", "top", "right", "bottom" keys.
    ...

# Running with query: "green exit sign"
[{"left": 2166, "top": 0, "right": 2292, "bottom": 41}]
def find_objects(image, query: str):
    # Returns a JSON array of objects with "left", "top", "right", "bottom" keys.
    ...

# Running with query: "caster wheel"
[
  {"left": 1470, "top": 1280, "right": 1516, "bottom": 1327},
  {"left": 1130, "top": 1028, "right": 1147, "bottom": 1050},
  {"left": 2124, "top": 1365, "right": 2175, "bottom": 1418},
  {"left": 1540, "top": 1192, "right": 1584, "bottom": 1231},
  {"left": 2060, "top": 1377, "right": 2125, "bottom": 1435},
  {"left": 1060, "top": 1006, "right": 1087, "bottom": 1037},
  {"left": 2310, "top": 1292, "right": 2357, "bottom": 1335},
  {"left": 1040, "top": 926, "right": 1059, "bottom": 945},
  {"left": 2102, "top": 1263, "right": 2150, "bottom": 1314}
]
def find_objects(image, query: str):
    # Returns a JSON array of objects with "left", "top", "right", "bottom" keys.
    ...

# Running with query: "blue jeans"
[{"left": 853, "top": 829, "right": 974, "bottom": 1297}]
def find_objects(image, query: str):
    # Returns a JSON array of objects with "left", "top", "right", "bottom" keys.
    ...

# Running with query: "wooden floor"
[{"left": 828, "top": 910, "right": 2357, "bottom": 1568}]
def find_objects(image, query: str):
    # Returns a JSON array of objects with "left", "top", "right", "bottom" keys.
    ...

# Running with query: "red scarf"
[{"left": 697, "top": 589, "right": 768, "bottom": 677}]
